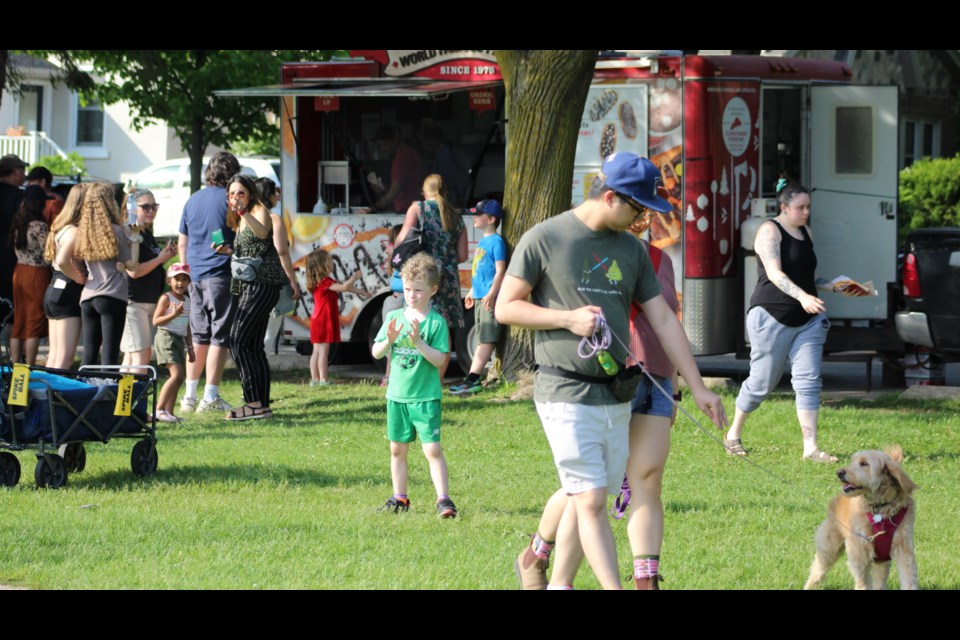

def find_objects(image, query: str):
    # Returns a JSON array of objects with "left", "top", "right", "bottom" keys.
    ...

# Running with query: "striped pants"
[{"left": 229, "top": 282, "right": 280, "bottom": 406}]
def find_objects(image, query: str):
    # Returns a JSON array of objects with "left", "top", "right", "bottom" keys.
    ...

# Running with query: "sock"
[
  {"left": 394, "top": 493, "right": 408, "bottom": 501},
  {"left": 437, "top": 494, "right": 449, "bottom": 502},
  {"left": 464, "top": 373, "right": 482, "bottom": 384},
  {"left": 184, "top": 380, "right": 199, "bottom": 400},
  {"left": 203, "top": 384, "right": 220, "bottom": 403},
  {"left": 546, "top": 584, "right": 573, "bottom": 590},
  {"left": 532, "top": 532, "right": 555, "bottom": 560},
  {"left": 634, "top": 556, "right": 660, "bottom": 580}
]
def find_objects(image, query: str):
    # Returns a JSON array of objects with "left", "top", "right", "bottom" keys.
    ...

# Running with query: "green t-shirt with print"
[
  {"left": 507, "top": 210, "right": 661, "bottom": 405},
  {"left": 376, "top": 308, "right": 449, "bottom": 402}
]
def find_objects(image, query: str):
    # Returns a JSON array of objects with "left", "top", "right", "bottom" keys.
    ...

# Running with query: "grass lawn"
[{"left": 2, "top": 370, "right": 958, "bottom": 590}]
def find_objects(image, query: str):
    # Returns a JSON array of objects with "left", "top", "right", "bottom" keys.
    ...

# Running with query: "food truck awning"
[{"left": 215, "top": 78, "right": 501, "bottom": 99}]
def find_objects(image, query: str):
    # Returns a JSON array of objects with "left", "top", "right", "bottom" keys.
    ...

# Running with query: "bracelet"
[{"left": 672, "top": 390, "right": 682, "bottom": 402}]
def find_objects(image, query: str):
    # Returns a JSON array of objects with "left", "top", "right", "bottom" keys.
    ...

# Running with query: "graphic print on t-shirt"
[
  {"left": 580, "top": 254, "right": 623, "bottom": 288},
  {"left": 392, "top": 332, "right": 423, "bottom": 370}
]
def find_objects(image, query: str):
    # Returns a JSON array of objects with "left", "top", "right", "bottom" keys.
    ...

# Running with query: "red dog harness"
[{"left": 866, "top": 506, "right": 908, "bottom": 562}]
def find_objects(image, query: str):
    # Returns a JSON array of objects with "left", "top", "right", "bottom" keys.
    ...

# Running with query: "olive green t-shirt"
[
  {"left": 508, "top": 210, "right": 661, "bottom": 404},
  {"left": 376, "top": 308, "right": 449, "bottom": 402}
]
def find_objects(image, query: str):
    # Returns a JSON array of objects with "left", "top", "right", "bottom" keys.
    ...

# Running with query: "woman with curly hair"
[
  {"left": 9, "top": 186, "right": 51, "bottom": 365},
  {"left": 74, "top": 182, "right": 141, "bottom": 366},
  {"left": 43, "top": 183, "right": 88, "bottom": 369}
]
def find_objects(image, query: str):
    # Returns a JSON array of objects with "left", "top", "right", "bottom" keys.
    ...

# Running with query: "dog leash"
[{"left": 600, "top": 316, "right": 874, "bottom": 544}]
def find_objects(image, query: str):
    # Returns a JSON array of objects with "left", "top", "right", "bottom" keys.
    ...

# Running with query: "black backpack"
[{"left": 389, "top": 202, "right": 430, "bottom": 272}]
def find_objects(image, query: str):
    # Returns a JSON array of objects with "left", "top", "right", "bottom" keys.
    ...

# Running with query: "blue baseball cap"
[
  {"left": 468, "top": 199, "right": 504, "bottom": 220},
  {"left": 600, "top": 153, "right": 671, "bottom": 213}
]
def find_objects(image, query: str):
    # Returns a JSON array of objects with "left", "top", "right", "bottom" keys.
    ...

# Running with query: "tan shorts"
[
  {"left": 120, "top": 302, "right": 157, "bottom": 353},
  {"left": 154, "top": 328, "right": 186, "bottom": 367}
]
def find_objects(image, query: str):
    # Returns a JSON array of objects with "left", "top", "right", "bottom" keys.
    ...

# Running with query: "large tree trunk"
[
  {"left": 494, "top": 50, "right": 598, "bottom": 379},
  {"left": 188, "top": 114, "right": 205, "bottom": 193},
  {"left": 0, "top": 50, "right": 8, "bottom": 113}
]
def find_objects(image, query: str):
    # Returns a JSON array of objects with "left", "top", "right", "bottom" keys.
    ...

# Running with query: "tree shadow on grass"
[{"left": 72, "top": 464, "right": 368, "bottom": 490}]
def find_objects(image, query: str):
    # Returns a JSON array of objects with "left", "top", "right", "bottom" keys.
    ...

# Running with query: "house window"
[
  {"left": 17, "top": 85, "right": 43, "bottom": 132},
  {"left": 76, "top": 99, "right": 104, "bottom": 146},
  {"left": 902, "top": 118, "right": 941, "bottom": 168}
]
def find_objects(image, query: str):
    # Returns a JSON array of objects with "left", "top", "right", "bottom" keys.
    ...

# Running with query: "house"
[{"left": 0, "top": 53, "right": 185, "bottom": 184}]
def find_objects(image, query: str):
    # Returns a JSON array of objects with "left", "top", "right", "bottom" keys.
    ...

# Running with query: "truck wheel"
[{"left": 454, "top": 309, "right": 477, "bottom": 375}]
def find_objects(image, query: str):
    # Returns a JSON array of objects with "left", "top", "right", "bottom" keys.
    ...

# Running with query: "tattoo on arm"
[{"left": 756, "top": 225, "right": 804, "bottom": 300}]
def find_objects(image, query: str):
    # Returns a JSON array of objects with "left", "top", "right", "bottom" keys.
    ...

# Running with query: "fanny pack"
[
  {"left": 231, "top": 255, "right": 263, "bottom": 283},
  {"left": 538, "top": 363, "right": 644, "bottom": 403}
]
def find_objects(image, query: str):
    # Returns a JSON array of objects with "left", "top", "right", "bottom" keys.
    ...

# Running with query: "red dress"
[{"left": 310, "top": 277, "right": 340, "bottom": 344}]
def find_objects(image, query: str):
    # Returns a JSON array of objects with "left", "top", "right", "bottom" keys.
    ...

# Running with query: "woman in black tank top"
[{"left": 724, "top": 181, "right": 843, "bottom": 464}]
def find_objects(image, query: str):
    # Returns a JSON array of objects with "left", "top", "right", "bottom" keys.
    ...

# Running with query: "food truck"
[{"left": 219, "top": 50, "right": 900, "bottom": 369}]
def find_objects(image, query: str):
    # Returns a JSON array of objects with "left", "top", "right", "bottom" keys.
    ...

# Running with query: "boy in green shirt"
[{"left": 372, "top": 253, "right": 457, "bottom": 518}]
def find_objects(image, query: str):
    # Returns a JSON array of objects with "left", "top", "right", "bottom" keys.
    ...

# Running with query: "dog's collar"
[{"left": 866, "top": 506, "right": 909, "bottom": 562}]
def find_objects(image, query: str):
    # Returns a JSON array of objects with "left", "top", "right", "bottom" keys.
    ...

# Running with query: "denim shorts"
[{"left": 631, "top": 373, "right": 673, "bottom": 418}]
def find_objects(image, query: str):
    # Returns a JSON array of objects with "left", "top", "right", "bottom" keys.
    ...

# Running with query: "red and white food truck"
[{"left": 220, "top": 50, "right": 900, "bottom": 369}]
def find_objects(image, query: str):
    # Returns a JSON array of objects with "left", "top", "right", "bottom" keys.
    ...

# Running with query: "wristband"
[{"left": 672, "top": 390, "right": 682, "bottom": 402}]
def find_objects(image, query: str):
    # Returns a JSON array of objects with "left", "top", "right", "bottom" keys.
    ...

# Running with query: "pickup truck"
[{"left": 895, "top": 227, "right": 960, "bottom": 358}]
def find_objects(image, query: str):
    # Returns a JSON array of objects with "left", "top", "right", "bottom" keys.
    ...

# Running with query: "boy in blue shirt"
[
  {"left": 372, "top": 253, "right": 457, "bottom": 518},
  {"left": 451, "top": 200, "right": 506, "bottom": 396}
]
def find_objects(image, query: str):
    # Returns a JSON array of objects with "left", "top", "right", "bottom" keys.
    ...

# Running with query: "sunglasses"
[
  {"left": 616, "top": 193, "right": 650, "bottom": 221},
  {"left": 138, "top": 203, "right": 159, "bottom": 212}
]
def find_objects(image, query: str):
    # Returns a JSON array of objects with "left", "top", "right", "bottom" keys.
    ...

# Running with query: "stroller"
[{"left": 0, "top": 298, "right": 159, "bottom": 489}]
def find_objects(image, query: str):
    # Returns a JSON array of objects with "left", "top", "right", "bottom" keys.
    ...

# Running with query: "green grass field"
[{"left": 2, "top": 371, "right": 958, "bottom": 590}]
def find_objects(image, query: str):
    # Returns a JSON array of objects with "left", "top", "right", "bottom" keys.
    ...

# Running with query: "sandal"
[
  {"left": 802, "top": 448, "right": 838, "bottom": 463},
  {"left": 225, "top": 404, "right": 273, "bottom": 421},
  {"left": 724, "top": 438, "right": 747, "bottom": 457}
]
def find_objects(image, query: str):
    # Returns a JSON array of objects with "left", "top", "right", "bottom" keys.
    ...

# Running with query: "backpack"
[{"left": 389, "top": 202, "right": 430, "bottom": 272}]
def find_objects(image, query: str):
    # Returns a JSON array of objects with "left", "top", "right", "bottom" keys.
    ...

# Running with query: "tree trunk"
[
  {"left": 0, "top": 50, "right": 8, "bottom": 113},
  {"left": 494, "top": 50, "right": 598, "bottom": 379},
  {"left": 188, "top": 114, "right": 205, "bottom": 193}
]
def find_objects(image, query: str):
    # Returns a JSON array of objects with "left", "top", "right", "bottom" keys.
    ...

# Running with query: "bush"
[
  {"left": 899, "top": 154, "right": 960, "bottom": 234},
  {"left": 34, "top": 152, "right": 86, "bottom": 177}
]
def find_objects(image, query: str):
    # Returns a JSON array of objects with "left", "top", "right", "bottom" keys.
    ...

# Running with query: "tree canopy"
[{"left": 22, "top": 50, "right": 337, "bottom": 190}]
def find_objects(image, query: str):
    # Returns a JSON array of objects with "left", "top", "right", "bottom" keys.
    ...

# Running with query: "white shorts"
[
  {"left": 120, "top": 301, "right": 157, "bottom": 354},
  {"left": 535, "top": 401, "right": 631, "bottom": 495}
]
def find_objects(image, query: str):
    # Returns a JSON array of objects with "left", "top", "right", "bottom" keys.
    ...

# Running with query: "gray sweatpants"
[{"left": 736, "top": 306, "right": 829, "bottom": 413}]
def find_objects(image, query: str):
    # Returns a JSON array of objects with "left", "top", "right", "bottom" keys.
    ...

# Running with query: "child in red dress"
[{"left": 305, "top": 249, "right": 368, "bottom": 386}]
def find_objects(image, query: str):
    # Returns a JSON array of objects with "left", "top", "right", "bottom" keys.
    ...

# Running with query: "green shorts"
[
  {"left": 475, "top": 303, "right": 502, "bottom": 344},
  {"left": 154, "top": 329, "right": 186, "bottom": 367},
  {"left": 387, "top": 399, "right": 442, "bottom": 444}
]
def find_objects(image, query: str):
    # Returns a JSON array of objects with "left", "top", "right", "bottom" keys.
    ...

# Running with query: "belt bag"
[
  {"left": 538, "top": 363, "right": 644, "bottom": 403},
  {"left": 231, "top": 255, "right": 262, "bottom": 283}
]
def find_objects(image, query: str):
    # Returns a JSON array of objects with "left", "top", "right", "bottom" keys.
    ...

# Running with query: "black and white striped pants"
[{"left": 229, "top": 282, "right": 280, "bottom": 406}]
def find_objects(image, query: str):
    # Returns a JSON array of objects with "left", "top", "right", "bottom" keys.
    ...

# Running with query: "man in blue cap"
[{"left": 497, "top": 153, "right": 727, "bottom": 589}]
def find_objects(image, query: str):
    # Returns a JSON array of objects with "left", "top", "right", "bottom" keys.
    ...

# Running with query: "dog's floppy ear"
[
  {"left": 885, "top": 455, "right": 917, "bottom": 495},
  {"left": 885, "top": 445, "right": 904, "bottom": 464}
]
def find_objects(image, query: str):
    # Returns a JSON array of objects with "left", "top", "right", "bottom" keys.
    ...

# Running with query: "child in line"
[
  {"left": 451, "top": 200, "right": 506, "bottom": 396},
  {"left": 305, "top": 249, "right": 368, "bottom": 387},
  {"left": 372, "top": 253, "right": 457, "bottom": 518},
  {"left": 152, "top": 263, "right": 195, "bottom": 423}
]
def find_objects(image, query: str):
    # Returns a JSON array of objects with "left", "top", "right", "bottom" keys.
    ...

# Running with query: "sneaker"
[
  {"left": 435, "top": 497, "right": 458, "bottom": 518},
  {"left": 197, "top": 396, "right": 233, "bottom": 413},
  {"left": 309, "top": 380, "right": 331, "bottom": 387},
  {"left": 379, "top": 496, "right": 410, "bottom": 513},
  {"left": 514, "top": 546, "right": 549, "bottom": 590},
  {"left": 610, "top": 473, "right": 631, "bottom": 520},
  {"left": 449, "top": 378, "right": 483, "bottom": 396},
  {"left": 180, "top": 397, "right": 197, "bottom": 413}
]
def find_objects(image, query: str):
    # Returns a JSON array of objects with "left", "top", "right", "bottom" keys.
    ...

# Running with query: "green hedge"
[{"left": 900, "top": 154, "right": 960, "bottom": 234}]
